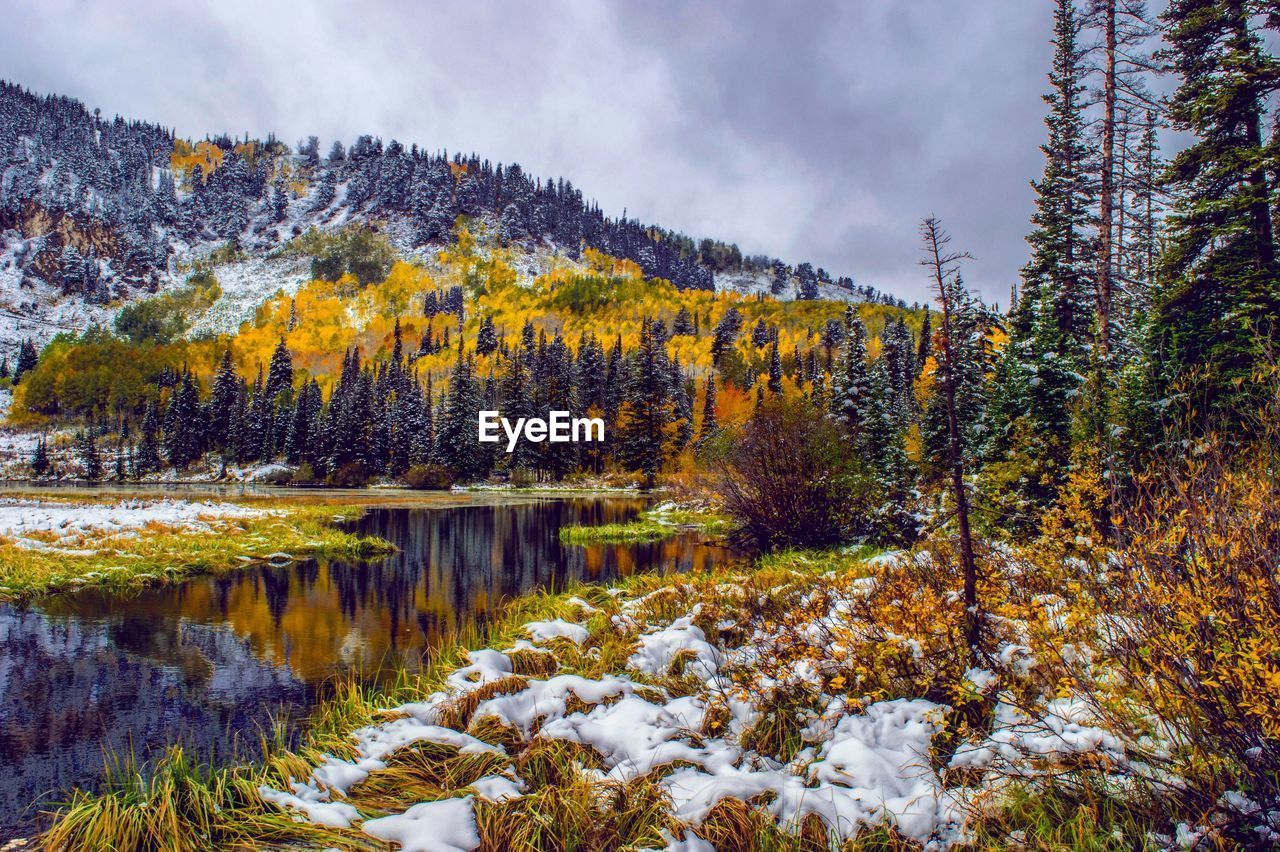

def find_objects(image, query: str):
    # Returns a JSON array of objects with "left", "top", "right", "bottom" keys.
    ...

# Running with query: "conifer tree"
[
  {"left": 1153, "top": 0, "right": 1280, "bottom": 408},
  {"left": 475, "top": 315, "right": 498, "bottom": 355},
  {"left": 76, "top": 428, "right": 101, "bottom": 481},
  {"left": 618, "top": 320, "right": 675, "bottom": 487},
  {"left": 699, "top": 374, "right": 718, "bottom": 443},
  {"left": 165, "top": 370, "right": 204, "bottom": 470},
  {"left": 767, "top": 342, "right": 783, "bottom": 394},
  {"left": 13, "top": 339, "right": 37, "bottom": 384},
  {"left": 31, "top": 436, "right": 49, "bottom": 478},
  {"left": 831, "top": 315, "right": 871, "bottom": 440},
  {"left": 138, "top": 399, "right": 162, "bottom": 475}
]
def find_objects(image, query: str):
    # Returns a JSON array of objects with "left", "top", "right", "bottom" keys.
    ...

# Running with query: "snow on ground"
[
  {"left": 0, "top": 229, "right": 118, "bottom": 351},
  {"left": 0, "top": 498, "right": 266, "bottom": 550},
  {"left": 255, "top": 581, "right": 1133, "bottom": 850},
  {"left": 186, "top": 252, "right": 311, "bottom": 337}
]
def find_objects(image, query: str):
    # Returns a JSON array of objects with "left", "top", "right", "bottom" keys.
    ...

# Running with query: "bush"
[
  {"left": 708, "top": 395, "right": 874, "bottom": 550},
  {"left": 328, "top": 460, "right": 371, "bottom": 488},
  {"left": 402, "top": 464, "right": 455, "bottom": 490},
  {"left": 291, "top": 462, "right": 318, "bottom": 485}
]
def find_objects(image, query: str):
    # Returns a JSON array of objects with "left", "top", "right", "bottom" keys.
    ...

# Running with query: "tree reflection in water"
[{"left": 0, "top": 496, "right": 736, "bottom": 836}]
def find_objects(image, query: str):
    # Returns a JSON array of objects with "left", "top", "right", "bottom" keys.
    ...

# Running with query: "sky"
[{"left": 1, "top": 0, "right": 1066, "bottom": 305}]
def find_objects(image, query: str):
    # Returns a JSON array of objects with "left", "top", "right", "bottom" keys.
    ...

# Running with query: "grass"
[
  {"left": 558, "top": 504, "right": 737, "bottom": 545},
  {"left": 38, "top": 543, "right": 1172, "bottom": 851},
  {"left": 0, "top": 496, "right": 392, "bottom": 601}
]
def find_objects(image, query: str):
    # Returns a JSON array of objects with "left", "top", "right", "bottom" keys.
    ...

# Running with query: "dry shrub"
[
  {"left": 1101, "top": 423, "right": 1280, "bottom": 827},
  {"left": 708, "top": 396, "right": 876, "bottom": 550}
]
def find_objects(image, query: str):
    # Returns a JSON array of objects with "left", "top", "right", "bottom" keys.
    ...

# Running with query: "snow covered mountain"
[{"left": 0, "top": 80, "right": 900, "bottom": 350}]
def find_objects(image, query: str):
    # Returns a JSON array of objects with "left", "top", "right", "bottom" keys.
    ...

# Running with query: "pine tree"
[
  {"left": 751, "top": 318, "right": 771, "bottom": 348},
  {"left": 31, "top": 436, "right": 49, "bottom": 478},
  {"left": 699, "top": 374, "right": 718, "bottom": 443},
  {"left": 920, "top": 217, "right": 984, "bottom": 658},
  {"left": 209, "top": 349, "right": 239, "bottom": 451},
  {"left": 767, "top": 342, "right": 783, "bottom": 394},
  {"left": 434, "top": 354, "right": 489, "bottom": 481},
  {"left": 165, "top": 370, "right": 204, "bottom": 470},
  {"left": 475, "top": 315, "right": 499, "bottom": 355},
  {"left": 831, "top": 315, "right": 871, "bottom": 440},
  {"left": 138, "top": 399, "right": 162, "bottom": 475},
  {"left": 13, "top": 339, "right": 37, "bottom": 384},
  {"left": 1154, "top": 0, "right": 1280, "bottom": 409},
  {"left": 76, "top": 428, "right": 101, "bottom": 481},
  {"left": 1015, "top": 0, "right": 1095, "bottom": 363},
  {"left": 618, "top": 320, "right": 675, "bottom": 487},
  {"left": 710, "top": 307, "right": 743, "bottom": 365}
]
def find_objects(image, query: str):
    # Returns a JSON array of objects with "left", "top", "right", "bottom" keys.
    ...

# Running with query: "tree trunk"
[
  {"left": 1097, "top": 0, "right": 1116, "bottom": 360},
  {"left": 921, "top": 218, "right": 981, "bottom": 661}
]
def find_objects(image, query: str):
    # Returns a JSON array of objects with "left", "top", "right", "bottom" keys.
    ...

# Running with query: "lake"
[{"left": 0, "top": 494, "right": 737, "bottom": 836}]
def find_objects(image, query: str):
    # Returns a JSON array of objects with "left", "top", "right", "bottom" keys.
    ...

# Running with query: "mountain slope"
[{"left": 0, "top": 80, "right": 901, "bottom": 349}]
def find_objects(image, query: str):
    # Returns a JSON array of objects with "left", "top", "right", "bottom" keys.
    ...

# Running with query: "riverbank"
[
  {"left": 41, "top": 531, "right": 1206, "bottom": 851},
  {"left": 0, "top": 493, "right": 392, "bottom": 600}
]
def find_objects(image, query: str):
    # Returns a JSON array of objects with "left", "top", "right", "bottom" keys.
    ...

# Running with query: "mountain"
[{"left": 0, "top": 80, "right": 902, "bottom": 350}]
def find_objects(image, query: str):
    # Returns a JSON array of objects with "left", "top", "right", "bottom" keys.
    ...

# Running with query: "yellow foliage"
[{"left": 170, "top": 140, "right": 223, "bottom": 186}]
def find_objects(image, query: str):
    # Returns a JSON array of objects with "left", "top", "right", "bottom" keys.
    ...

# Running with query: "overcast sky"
[{"left": 3, "top": 0, "right": 1069, "bottom": 304}]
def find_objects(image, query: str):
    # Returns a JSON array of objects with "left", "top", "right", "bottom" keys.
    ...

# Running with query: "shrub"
[
  {"left": 402, "top": 464, "right": 455, "bottom": 490},
  {"left": 291, "top": 462, "right": 318, "bottom": 485},
  {"left": 328, "top": 460, "right": 370, "bottom": 488},
  {"left": 708, "top": 395, "right": 873, "bottom": 550}
]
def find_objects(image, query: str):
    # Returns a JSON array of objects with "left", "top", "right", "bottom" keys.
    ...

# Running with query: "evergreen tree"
[
  {"left": 165, "top": 370, "right": 204, "bottom": 469},
  {"left": 31, "top": 436, "right": 49, "bottom": 478},
  {"left": 138, "top": 399, "right": 162, "bottom": 475},
  {"left": 767, "top": 342, "right": 783, "bottom": 394},
  {"left": 209, "top": 349, "right": 239, "bottom": 451},
  {"left": 13, "top": 339, "right": 37, "bottom": 384},
  {"left": 699, "top": 374, "right": 718, "bottom": 443},
  {"left": 1153, "top": 0, "right": 1280, "bottom": 408},
  {"left": 76, "top": 428, "right": 101, "bottom": 481},
  {"left": 831, "top": 315, "right": 871, "bottom": 440},
  {"left": 618, "top": 320, "right": 675, "bottom": 487},
  {"left": 710, "top": 307, "right": 743, "bottom": 365},
  {"left": 475, "top": 315, "right": 499, "bottom": 355},
  {"left": 434, "top": 354, "right": 489, "bottom": 481}
]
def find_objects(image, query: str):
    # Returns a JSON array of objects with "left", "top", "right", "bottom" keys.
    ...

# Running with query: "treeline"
[
  {"left": 0, "top": 79, "right": 899, "bottom": 307},
  {"left": 18, "top": 285, "right": 928, "bottom": 489}
]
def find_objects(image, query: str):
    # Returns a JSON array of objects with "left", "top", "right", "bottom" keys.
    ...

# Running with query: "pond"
[{"left": 0, "top": 494, "right": 737, "bottom": 836}]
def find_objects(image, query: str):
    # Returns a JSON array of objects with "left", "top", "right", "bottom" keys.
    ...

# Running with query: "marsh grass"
[
  {"left": 558, "top": 504, "right": 737, "bottom": 545},
  {"left": 0, "top": 498, "right": 391, "bottom": 601}
]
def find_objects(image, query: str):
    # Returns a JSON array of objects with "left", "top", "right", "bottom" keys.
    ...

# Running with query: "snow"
[
  {"left": 361, "top": 796, "right": 480, "bottom": 852},
  {"left": 525, "top": 619, "right": 590, "bottom": 645},
  {"left": 0, "top": 498, "right": 265, "bottom": 549},
  {"left": 469, "top": 774, "right": 525, "bottom": 803},
  {"left": 626, "top": 610, "right": 721, "bottom": 677},
  {"left": 256, "top": 593, "right": 1134, "bottom": 849},
  {"left": 256, "top": 782, "right": 361, "bottom": 828}
]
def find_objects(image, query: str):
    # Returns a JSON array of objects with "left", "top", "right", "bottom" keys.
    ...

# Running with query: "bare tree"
[{"left": 918, "top": 216, "right": 981, "bottom": 659}]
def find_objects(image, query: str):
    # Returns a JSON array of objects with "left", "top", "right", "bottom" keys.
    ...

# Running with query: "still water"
[{"left": 0, "top": 495, "right": 736, "bottom": 835}]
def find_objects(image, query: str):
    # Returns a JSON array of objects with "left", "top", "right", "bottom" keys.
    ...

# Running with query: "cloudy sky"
[{"left": 3, "top": 0, "right": 1067, "bottom": 304}]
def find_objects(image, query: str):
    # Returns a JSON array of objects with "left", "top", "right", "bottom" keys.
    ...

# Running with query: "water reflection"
[{"left": 0, "top": 496, "right": 735, "bottom": 835}]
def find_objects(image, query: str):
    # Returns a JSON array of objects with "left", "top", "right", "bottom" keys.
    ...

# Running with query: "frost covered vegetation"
[{"left": 0, "top": 494, "right": 389, "bottom": 599}]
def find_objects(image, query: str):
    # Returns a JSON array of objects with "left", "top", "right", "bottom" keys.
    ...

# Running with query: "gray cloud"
[{"left": 1, "top": 0, "right": 1061, "bottom": 304}]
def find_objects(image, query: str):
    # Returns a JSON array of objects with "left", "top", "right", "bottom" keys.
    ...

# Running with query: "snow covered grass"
[
  {"left": 0, "top": 494, "right": 391, "bottom": 599},
  {"left": 43, "top": 541, "right": 1190, "bottom": 851}
]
